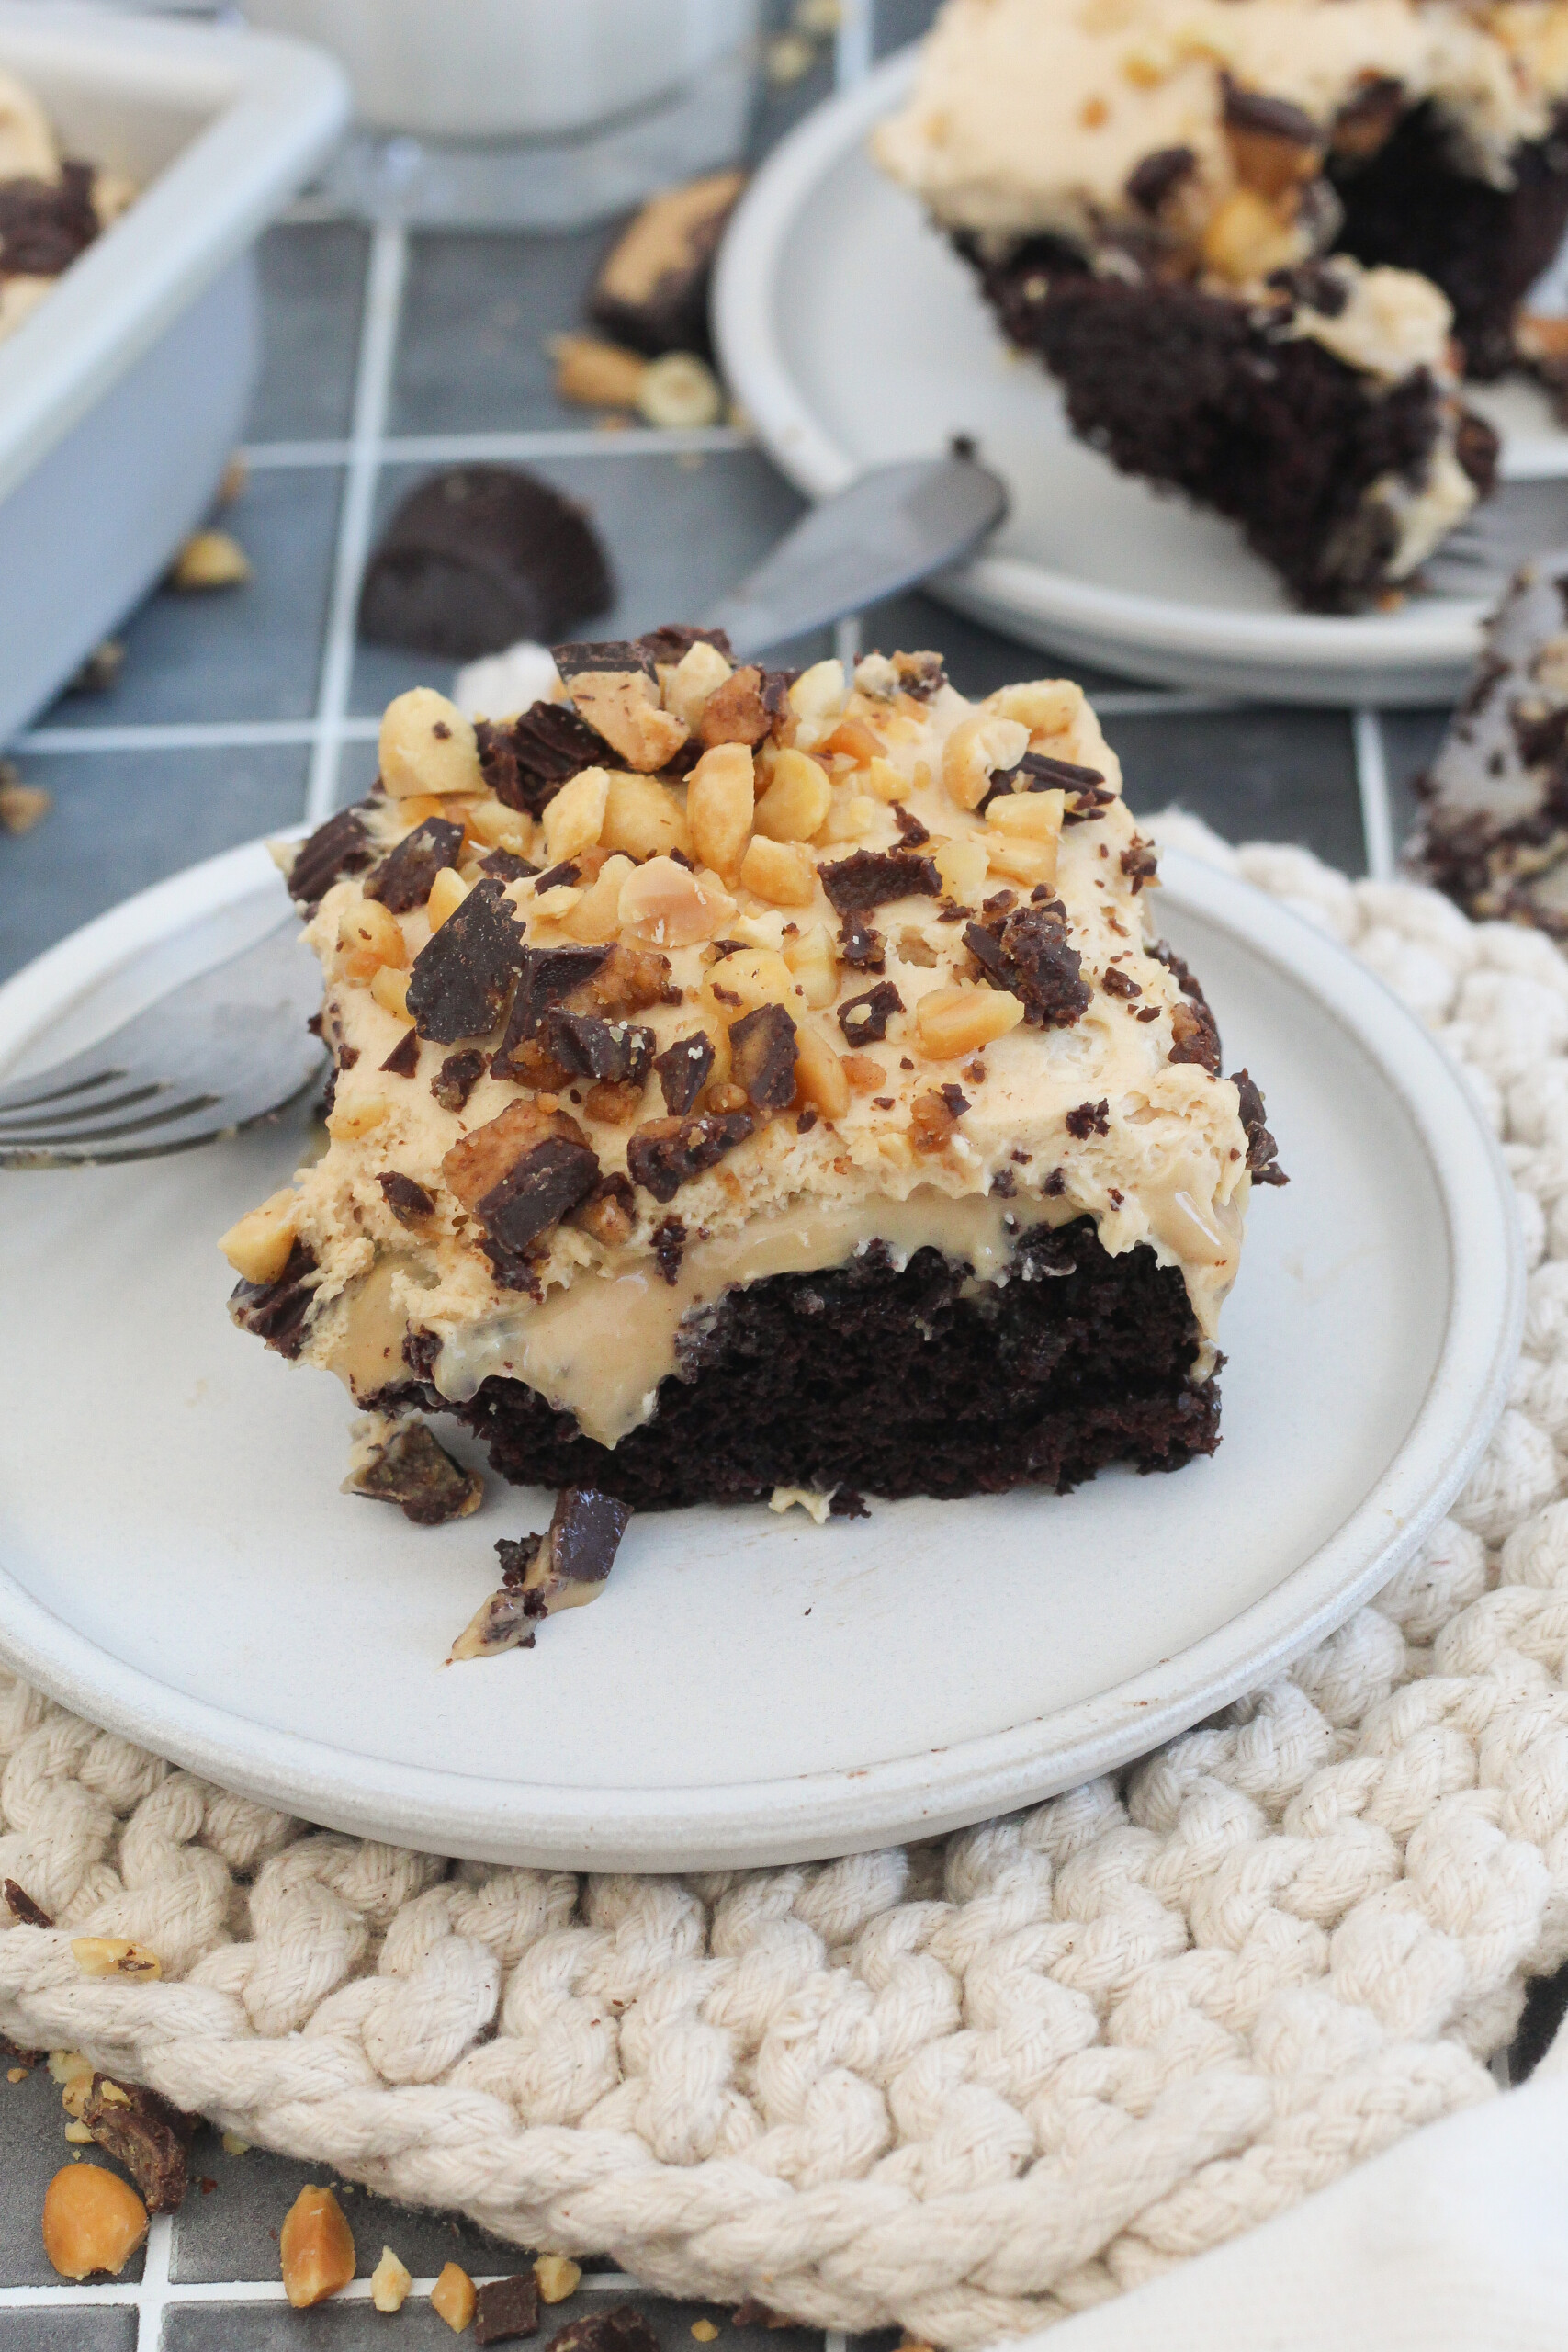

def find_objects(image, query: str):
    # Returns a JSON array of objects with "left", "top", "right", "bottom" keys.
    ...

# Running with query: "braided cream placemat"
[{"left": 6, "top": 830, "right": 1568, "bottom": 2347}]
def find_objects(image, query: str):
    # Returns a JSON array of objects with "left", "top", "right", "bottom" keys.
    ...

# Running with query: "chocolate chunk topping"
[
  {"left": 938, "top": 1082, "right": 972, "bottom": 1120},
  {"left": 1042, "top": 1166, "right": 1066, "bottom": 1195},
  {"left": 479, "top": 848, "right": 540, "bottom": 883},
  {"left": 820, "top": 848, "right": 942, "bottom": 913},
  {"left": 228, "top": 1240, "right": 319, "bottom": 1359},
  {"left": 1330, "top": 74, "right": 1404, "bottom": 157},
  {"left": 1232, "top": 1067, "right": 1289, "bottom": 1185},
  {"left": 474, "top": 2273, "right": 542, "bottom": 2346},
  {"left": 0, "top": 162, "right": 100, "bottom": 277},
  {"left": 572, "top": 1170, "right": 636, "bottom": 1247},
  {"left": 359, "top": 467, "right": 612, "bottom": 661},
  {"left": 432, "top": 1047, "right": 488, "bottom": 1113},
  {"left": 990, "top": 1167, "right": 1018, "bottom": 1198},
  {"left": 654, "top": 1030, "right": 716, "bottom": 1115},
  {"left": 652, "top": 1214, "right": 687, "bottom": 1284},
  {"left": 478, "top": 702, "right": 614, "bottom": 818},
  {"left": 288, "top": 805, "right": 374, "bottom": 910},
  {"left": 549, "top": 1485, "right": 633, "bottom": 1587},
  {"left": 479, "top": 1136, "right": 603, "bottom": 1254},
  {"left": 890, "top": 801, "right": 931, "bottom": 846},
  {"left": 1120, "top": 835, "right": 1158, "bottom": 891},
  {"left": 838, "top": 915, "right": 886, "bottom": 970},
  {"left": 626, "top": 1110, "right": 755, "bottom": 1202},
  {"left": 1126, "top": 144, "right": 1197, "bottom": 214},
  {"left": 491, "top": 943, "right": 613, "bottom": 1076},
  {"left": 364, "top": 815, "right": 465, "bottom": 912},
  {"left": 1222, "top": 78, "right": 1320, "bottom": 146},
  {"left": 830, "top": 1488, "right": 871, "bottom": 1520},
  {"left": 1061, "top": 782, "right": 1118, "bottom": 825},
  {"left": 540, "top": 1008, "right": 655, "bottom": 1085},
  {"left": 407, "top": 879, "right": 526, "bottom": 1044},
  {"left": 3, "top": 1879, "right": 50, "bottom": 1927},
  {"left": 380, "top": 1027, "right": 421, "bottom": 1077},
  {"left": 637, "top": 621, "right": 735, "bottom": 666},
  {"left": 497, "top": 1532, "right": 546, "bottom": 1588},
  {"left": 82, "top": 2075, "right": 197, "bottom": 2214},
  {"left": 893, "top": 650, "right": 946, "bottom": 700},
  {"left": 379, "top": 1171, "right": 434, "bottom": 1225},
  {"left": 348, "top": 1422, "right": 482, "bottom": 1526},
  {"left": 553, "top": 638, "right": 657, "bottom": 682},
  {"left": 534, "top": 861, "right": 582, "bottom": 891},
  {"left": 1102, "top": 966, "right": 1142, "bottom": 999},
  {"left": 1066, "top": 1099, "right": 1110, "bottom": 1138},
  {"left": 1269, "top": 259, "right": 1351, "bottom": 319},
  {"left": 965, "top": 902, "right": 1090, "bottom": 1027},
  {"left": 1155, "top": 944, "right": 1223, "bottom": 1071},
  {"left": 546, "top": 2309, "right": 660, "bottom": 2352},
  {"left": 728, "top": 1002, "right": 798, "bottom": 1113},
  {"left": 980, "top": 752, "right": 1107, "bottom": 818},
  {"left": 837, "top": 981, "right": 904, "bottom": 1046}
]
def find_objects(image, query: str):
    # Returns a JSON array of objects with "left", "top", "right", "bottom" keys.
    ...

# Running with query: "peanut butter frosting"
[
  {"left": 223, "top": 640, "right": 1266, "bottom": 1453},
  {"left": 874, "top": 0, "right": 1568, "bottom": 282}
]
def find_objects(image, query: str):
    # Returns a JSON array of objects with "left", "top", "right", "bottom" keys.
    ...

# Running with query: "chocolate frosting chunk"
[
  {"left": 288, "top": 805, "right": 374, "bottom": 910},
  {"left": 965, "top": 901, "right": 1090, "bottom": 1027},
  {"left": 728, "top": 1002, "right": 798, "bottom": 1113},
  {"left": 626, "top": 1109, "right": 755, "bottom": 1202},
  {"left": 478, "top": 703, "right": 615, "bottom": 818},
  {"left": 406, "top": 878, "right": 526, "bottom": 1044},
  {"left": 365, "top": 815, "right": 465, "bottom": 912},
  {"left": 540, "top": 1008, "right": 656, "bottom": 1085},
  {"left": 837, "top": 981, "right": 905, "bottom": 1046},
  {"left": 653, "top": 1030, "right": 715, "bottom": 1115},
  {"left": 820, "top": 847, "right": 942, "bottom": 913},
  {"left": 478, "top": 1136, "right": 603, "bottom": 1253},
  {"left": 1232, "top": 1067, "right": 1289, "bottom": 1184},
  {"left": 491, "top": 943, "right": 613, "bottom": 1076}
]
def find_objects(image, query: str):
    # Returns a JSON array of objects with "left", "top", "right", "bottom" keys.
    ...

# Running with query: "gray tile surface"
[
  {"left": 390, "top": 224, "right": 624, "bottom": 435},
  {"left": 250, "top": 222, "right": 370, "bottom": 443},
  {"left": 0, "top": 2314, "right": 137, "bottom": 2352}
]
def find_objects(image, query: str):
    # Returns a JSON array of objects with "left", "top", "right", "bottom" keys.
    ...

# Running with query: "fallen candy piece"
[
  {"left": 3, "top": 1877, "right": 51, "bottom": 1926},
  {"left": 81, "top": 2076, "right": 197, "bottom": 2215},
  {"left": 589, "top": 169, "right": 745, "bottom": 359},
  {"left": 359, "top": 467, "right": 613, "bottom": 661},
  {"left": 450, "top": 1487, "right": 632, "bottom": 1661},
  {"left": 474, "top": 2272, "right": 542, "bottom": 2345},
  {"left": 344, "top": 1421, "right": 483, "bottom": 1526},
  {"left": 545, "top": 2307, "right": 660, "bottom": 2352}
]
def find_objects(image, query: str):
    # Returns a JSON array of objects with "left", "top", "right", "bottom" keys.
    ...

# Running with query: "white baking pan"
[{"left": 0, "top": 1, "right": 347, "bottom": 743}]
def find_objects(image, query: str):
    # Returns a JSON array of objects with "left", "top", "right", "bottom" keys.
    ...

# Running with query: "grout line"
[
  {"left": 243, "top": 425, "right": 750, "bottom": 470},
  {"left": 1091, "top": 690, "right": 1242, "bottom": 718},
  {"left": 1353, "top": 707, "right": 1396, "bottom": 881},
  {"left": 305, "top": 221, "right": 409, "bottom": 828},
  {"left": 134, "top": 2213, "right": 173, "bottom": 2352},
  {"left": 835, "top": 0, "right": 875, "bottom": 85}
]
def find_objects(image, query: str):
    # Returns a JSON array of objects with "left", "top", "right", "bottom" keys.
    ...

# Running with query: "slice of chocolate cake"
[
  {"left": 1408, "top": 553, "right": 1568, "bottom": 930},
  {"left": 222, "top": 633, "right": 1282, "bottom": 1515},
  {"left": 872, "top": 0, "right": 1568, "bottom": 608}
]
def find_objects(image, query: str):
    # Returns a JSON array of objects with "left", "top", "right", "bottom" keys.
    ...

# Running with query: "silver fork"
[
  {"left": 1418, "top": 477, "right": 1568, "bottom": 597},
  {"left": 0, "top": 451, "right": 1009, "bottom": 1170}
]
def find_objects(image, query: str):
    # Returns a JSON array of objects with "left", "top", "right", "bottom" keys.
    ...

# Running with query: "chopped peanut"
[
  {"left": 753, "top": 746, "right": 831, "bottom": 842},
  {"left": 702, "top": 945, "right": 799, "bottom": 1017},
  {"left": 619, "top": 854, "right": 734, "bottom": 947},
  {"left": 788, "top": 658, "right": 846, "bottom": 722},
  {"left": 739, "top": 834, "right": 817, "bottom": 907},
  {"left": 433, "top": 2261, "right": 478, "bottom": 2331},
  {"left": 986, "top": 786, "right": 1066, "bottom": 842},
  {"left": 370, "top": 965, "right": 412, "bottom": 1022},
  {"left": 1201, "top": 186, "right": 1302, "bottom": 282},
  {"left": 861, "top": 755, "right": 907, "bottom": 802},
  {"left": 219, "top": 1191, "right": 299, "bottom": 1285},
  {"left": 465, "top": 797, "right": 534, "bottom": 855},
  {"left": 426, "top": 867, "right": 471, "bottom": 932},
  {"left": 379, "top": 689, "right": 482, "bottom": 800},
  {"left": 663, "top": 638, "right": 732, "bottom": 729},
  {"left": 171, "top": 528, "right": 251, "bottom": 591},
  {"left": 931, "top": 835, "right": 988, "bottom": 906},
  {"left": 41, "top": 2165, "right": 148, "bottom": 2280},
  {"left": 602, "top": 771, "right": 690, "bottom": 862},
  {"left": 783, "top": 923, "right": 839, "bottom": 1008},
  {"left": 942, "top": 713, "right": 1030, "bottom": 812},
  {"left": 818, "top": 789, "right": 879, "bottom": 843},
  {"left": 817, "top": 715, "right": 886, "bottom": 765},
  {"left": 339, "top": 897, "right": 407, "bottom": 980},
  {"left": 985, "top": 834, "right": 1058, "bottom": 888},
  {"left": 840, "top": 1053, "right": 886, "bottom": 1092},
  {"left": 328, "top": 1096, "right": 390, "bottom": 1141},
  {"left": 72, "top": 1938, "right": 161, "bottom": 1980},
  {"left": 638, "top": 351, "right": 723, "bottom": 428},
  {"left": 792, "top": 1025, "right": 851, "bottom": 1119},
  {"left": 687, "top": 741, "right": 755, "bottom": 879},
  {"left": 534, "top": 2254, "right": 582, "bottom": 2303},
  {"left": 541, "top": 766, "right": 610, "bottom": 864},
  {"left": 563, "top": 854, "right": 637, "bottom": 944},
  {"left": 916, "top": 985, "right": 1026, "bottom": 1057},
  {"left": 371, "top": 2245, "right": 413, "bottom": 2312},
  {"left": 280, "top": 2184, "right": 355, "bottom": 2309},
  {"left": 989, "top": 680, "right": 1084, "bottom": 737}
]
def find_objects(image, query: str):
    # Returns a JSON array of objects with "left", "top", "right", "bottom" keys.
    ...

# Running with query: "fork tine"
[
  {"left": 0, "top": 1065, "right": 130, "bottom": 1115},
  {"left": 0, "top": 1091, "right": 224, "bottom": 1149},
  {"left": 0, "top": 1081, "right": 175, "bottom": 1134}
]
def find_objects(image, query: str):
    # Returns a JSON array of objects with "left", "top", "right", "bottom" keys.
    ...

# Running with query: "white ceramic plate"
[
  {"left": 0, "top": 840, "right": 1521, "bottom": 1869},
  {"left": 714, "top": 49, "right": 1568, "bottom": 707}
]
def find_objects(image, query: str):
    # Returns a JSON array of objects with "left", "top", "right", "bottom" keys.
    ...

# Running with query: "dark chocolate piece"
[
  {"left": 1061, "top": 783, "right": 1119, "bottom": 825},
  {"left": 1102, "top": 967, "right": 1142, "bottom": 999},
  {"left": 1126, "top": 145, "right": 1197, "bottom": 214},
  {"left": 497, "top": 1532, "right": 546, "bottom": 1588},
  {"left": 81, "top": 2076, "right": 197, "bottom": 2214},
  {"left": 364, "top": 816, "right": 465, "bottom": 913},
  {"left": 552, "top": 638, "right": 657, "bottom": 682},
  {"left": 379, "top": 1171, "right": 434, "bottom": 1225},
  {"left": 478, "top": 1136, "right": 603, "bottom": 1253},
  {"left": 1066, "top": 1099, "right": 1110, "bottom": 1138},
  {"left": 829, "top": 1488, "right": 871, "bottom": 1520},
  {"left": 540, "top": 1008, "right": 655, "bottom": 1086},
  {"left": 1222, "top": 78, "right": 1320, "bottom": 147},
  {"left": 637, "top": 622, "right": 734, "bottom": 667},
  {"left": 288, "top": 805, "right": 374, "bottom": 910},
  {"left": 652, "top": 1215, "right": 686, "bottom": 1284},
  {"left": 837, "top": 982, "right": 904, "bottom": 1046},
  {"left": 478, "top": 704, "right": 614, "bottom": 819},
  {"left": 3, "top": 1879, "right": 50, "bottom": 1927},
  {"left": 938, "top": 1082, "right": 972, "bottom": 1121},
  {"left": 889, "top": 801, "right": 931, "bottom": 845},
  {"left": 380, "top": 1027, "right": 421, "bottom": 1077},
  {"left": 547, "top": 1485, "right": 633, "bottom": 1589},
  {"left": 589, "top": 171, "right": 745, "bottom": 359},
  {"left": 491, "top": 944, "right": 612, "bottom": 1076},
  {"left": 534, "top": 861, "right": 582, "bottom": 892},
  {"left": 654, "top": 1031, "right": 715, "bottom": 1115},
  {"left": 1155, "top": 944, "right": 1224, "bottom": 1071},
  {"left": 545, "top": 2308, "right": 660, "bottom": 2352},
  {"left": 964, "top": 902, "right": 1090, "bottom": 1027},
  {"left": 0, "top": 162, "right": 100, "bottom": 277},
  {"left": 819, "top": 848, "right": 942, "bottom": 913},
  {"left": 407, "top": 879, "right": 525, "bottom": 1044},
  {"left": 1232, "top": 1067, "right": 1289, "bottom": 1184},
  {"left": 359, "top": 467, "right": 612, "bottom": 660},
  {"left": 893, "top": 650, "right": 946, "bottom": 700},
  {"left": 838, "top": 915, "right": 885, "bottom": 970},
  {"left": 728, "top": 1003, "right": 798, "bottom": 1113},
  {"left": 432, "top": 1048, "right": 488, "bottom": 1112},
  {"left": 228, "top": 1240, "right": 319, "bottom": 1359},
  {"left": 626, "top": 1110, "right": 755, "bottom": 1202},
  {"left": 479, "top": 849, "right": 540, "bottom": 883},
  {"left": 346, "top": 1422, "right": 483, "bottom": 1525},
  {"left": 475, "top": 2273, "right": 542, "bottom": 2346},
  {"left": 1120, "top": 836, "right": 1158, "bottom": 891}
]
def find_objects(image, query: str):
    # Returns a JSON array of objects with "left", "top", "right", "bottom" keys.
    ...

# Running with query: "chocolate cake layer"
[{"left": 386, "top": 1218, "right": 1220, "bottom": 1509}]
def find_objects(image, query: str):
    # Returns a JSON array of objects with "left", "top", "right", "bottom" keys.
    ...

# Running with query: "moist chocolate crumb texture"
[
  {"left": 223, "top": 632, "right": 1283, "bottom": 1510},
  {"left": 874, "top": 0, "right": 1568, "bottom": 608},
  {"left": 0, "top": 69, "right": 132, "bottom": 345}
]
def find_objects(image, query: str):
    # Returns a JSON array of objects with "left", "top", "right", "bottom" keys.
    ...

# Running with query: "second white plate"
[{"left": 715, "top": 49, "right": 1568, "bottom": 705}]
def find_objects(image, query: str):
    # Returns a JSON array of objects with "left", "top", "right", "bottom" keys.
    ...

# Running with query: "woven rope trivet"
[{"left": 7, "top": 827, "right": 1568, "bottom": 2347}]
